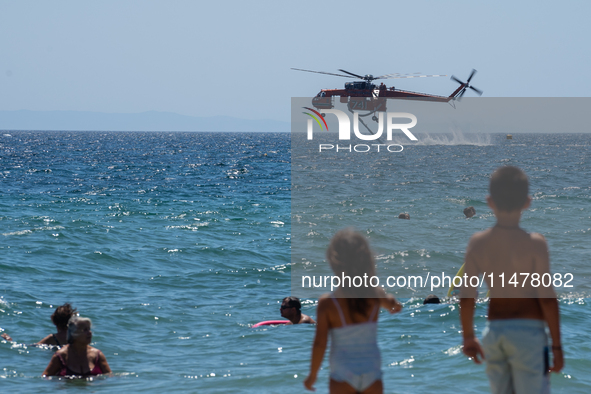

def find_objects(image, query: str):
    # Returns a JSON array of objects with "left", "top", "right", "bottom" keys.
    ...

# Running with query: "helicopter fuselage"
[
  {"left": 292, "top": 67, "right": 480, "bottom": 113},
  {"left": 312, "top": 83, "right": 455, "bottom": 112}
]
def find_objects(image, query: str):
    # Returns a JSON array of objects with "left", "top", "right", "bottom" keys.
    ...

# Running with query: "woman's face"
[{"left": 72, "top": 321, "right": 92, "bottom": 344}]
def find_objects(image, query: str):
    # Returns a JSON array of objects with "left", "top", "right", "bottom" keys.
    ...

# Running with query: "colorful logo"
[{"left": 302, "top": 107, "right": 328, "bottom": 131}]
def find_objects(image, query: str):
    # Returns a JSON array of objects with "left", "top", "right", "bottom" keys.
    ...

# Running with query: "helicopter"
[{"left": 292, "top": 68, "right": 482, "bottom": 115}]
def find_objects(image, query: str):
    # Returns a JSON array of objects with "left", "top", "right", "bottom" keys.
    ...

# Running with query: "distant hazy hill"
[{"left": 0, "top": 110, "right": 289, "bottom": 132}]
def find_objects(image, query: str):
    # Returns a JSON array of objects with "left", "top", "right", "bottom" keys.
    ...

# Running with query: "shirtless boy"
[{"left": 460, "top": 166, "right": 563, "bottom": 394}]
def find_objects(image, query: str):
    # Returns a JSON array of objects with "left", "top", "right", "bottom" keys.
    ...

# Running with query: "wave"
[{"left": 405, "top": 131, "right": 493, "bottom": 146}]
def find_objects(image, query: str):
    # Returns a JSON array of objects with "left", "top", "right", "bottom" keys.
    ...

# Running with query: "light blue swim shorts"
[{"left": 482, "top": 319, "right": 550, "bottom": 394}]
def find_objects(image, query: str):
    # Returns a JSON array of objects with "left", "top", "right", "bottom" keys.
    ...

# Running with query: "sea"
[{"left": 0, "top": 131, "right": 590, "bottom": 393}]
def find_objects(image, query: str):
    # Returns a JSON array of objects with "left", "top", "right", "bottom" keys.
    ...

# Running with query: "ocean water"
[{"left": 1, "top": 131, "right": 590, "bottom": 393}]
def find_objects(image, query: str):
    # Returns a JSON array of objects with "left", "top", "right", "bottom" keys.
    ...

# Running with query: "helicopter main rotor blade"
[
  {"left": 338, "top": 69, "right": 365, "bottom": 79},
  {"left": 374, "top": 73, "right": 402, "bottom": 79},
  {"left": 469, "top": 85, "right": 483, "bottom": 95},
  {"left": 377, "top": 73, "right": 402, "bottom": 77},
  {"left": 375, "top": 73, "right": 447, "bottom": 79},
  {"left": 466, "top": 69, "right": 477, "bottom": 83},
  {"left": 291, "top": 68, "right": 354, "bottom": 78}
]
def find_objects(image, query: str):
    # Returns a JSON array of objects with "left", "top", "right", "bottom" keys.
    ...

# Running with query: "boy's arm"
[
  {"left": 534, "top": 233, "right": 563, "bottom": 372},
  {"left": 304, "top": 298, "right": 330, "bottom": 391},
  {"left": 539, "top": 298, "right": 563, "bottom": 372},
  {"left": 459, "top": 298, "right": 485, "bottom": 364},
  {"left": 459, "top": 237, "right": 484, "bottom": 364}
]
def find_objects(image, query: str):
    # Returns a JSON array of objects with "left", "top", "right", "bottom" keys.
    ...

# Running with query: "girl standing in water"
[{"left": 304, "top": 229, "right": 402, "bottom": 394}]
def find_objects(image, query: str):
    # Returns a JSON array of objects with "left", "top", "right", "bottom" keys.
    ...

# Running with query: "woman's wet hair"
[
  {"left": 66, "top": 316, "right": 92, "bottom": 344},
  {"left": 51, "top": 303, "right": 77, "bottom": 331},
  {"left": 489, "top": 166, "right": 529, "bottom": 212},
  {"left": 327, "top": 229, "right": 377, "bottom": 314}
]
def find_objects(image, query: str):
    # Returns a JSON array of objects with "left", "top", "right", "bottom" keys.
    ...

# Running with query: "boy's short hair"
[{"left": 489, "top": 166, "right": 529, "bottom": 212}]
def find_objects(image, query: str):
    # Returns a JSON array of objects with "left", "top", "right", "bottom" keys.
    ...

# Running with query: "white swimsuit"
[{"left": 329, "top": 297, "right": 382, "bottom": 392}]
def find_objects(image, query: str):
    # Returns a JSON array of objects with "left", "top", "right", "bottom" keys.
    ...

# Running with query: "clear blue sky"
[{"left": 1, "top": 0, "right": 589, "bottom": 121}]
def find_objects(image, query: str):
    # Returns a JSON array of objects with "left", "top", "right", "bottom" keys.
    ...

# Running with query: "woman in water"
[
  {"left": 36, "top": 303, "right": 77, "bottom": 347},
  {"left": 304, "top": 229, "right": 402, "bottom": 394},
  {"left": 42, "top": 316, "right": 111, "bottom": 377}
]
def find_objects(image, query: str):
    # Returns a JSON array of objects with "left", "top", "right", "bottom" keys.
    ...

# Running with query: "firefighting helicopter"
[{"left": 292, "top": 67, "right": 482, "bottom": 117}]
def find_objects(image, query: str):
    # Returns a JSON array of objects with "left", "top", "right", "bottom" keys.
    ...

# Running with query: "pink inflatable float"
[{"left": 252, "top": 320, "right": 290, "bottom": 328}]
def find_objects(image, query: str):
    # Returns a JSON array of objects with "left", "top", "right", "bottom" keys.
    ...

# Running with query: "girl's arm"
[
  {"left": 304, "top": 298, "right": 330, "bottom": 391},
  {"left": 377, "top": 289, "right": 403, "bottom": 313}
]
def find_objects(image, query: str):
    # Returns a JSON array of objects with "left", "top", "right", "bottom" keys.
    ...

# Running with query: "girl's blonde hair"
[{"left": 327, "top": 228, "right": 377, "bottom": 301}]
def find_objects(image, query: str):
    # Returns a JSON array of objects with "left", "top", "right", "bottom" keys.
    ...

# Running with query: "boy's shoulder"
[
  {"left": 528, "top": 231, "right": 547, "bottom": 244},
  {"left": 468, "top": 228, "right": 547, "bottom": 244},
  {"left": 466, "top": 228, "right": 549, "bottom": 264},
  {"left": 466, "top": 228, "right": 494, "bottom": 248},
  {"left": 528, "top": 231, "right": 550, "bottom": 256},
  {"left": 469, "top": 228, "right": 492, "bottom": 240}
]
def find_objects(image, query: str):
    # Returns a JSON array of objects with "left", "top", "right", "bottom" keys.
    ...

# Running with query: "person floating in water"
[
  {"left": 460, "top": 166, "right": 563, "bottom": 393},
  {"left": 464, "top": 206, "right": 476, "bottom": 218},
  {"left": 42, "top": 316, "right": 111, "bottom": 377},
  {"left": 280, "top": 296, "right": 316, "bottom": 324},
  {"left": 37, "top": 303, "right": 77, "bottom": 347},
  {"left": 423, "top": 294, "right": 441, "bottom": 304},
  {"left": 304, "top": 229, "right": 402, "bottom": 393}
]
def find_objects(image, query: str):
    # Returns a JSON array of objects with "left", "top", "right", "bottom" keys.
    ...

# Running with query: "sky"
[{"left": 1, "top": 1, "right": 590, "bottom": 122}]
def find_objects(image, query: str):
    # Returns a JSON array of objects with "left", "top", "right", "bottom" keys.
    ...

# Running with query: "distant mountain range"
[{"left": 0, "top": 110, "right": 290, "bottom": 132}]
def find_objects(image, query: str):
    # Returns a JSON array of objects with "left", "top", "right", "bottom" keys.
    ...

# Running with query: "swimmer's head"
[
  {"left": 281, "top": 296, "right": 301, "bottom": 312},
  {"left": 489, "top": 166, "right": 529, "bottom": 212},
  {"left": 280, "top": 296, "right": 301, "bottom": 318},
  {"left": 66, "top": 316, "right": 92, "bottom": 344},
  {"left": 327, "top": 229, "right": 376, "bottom": 297},
  {"left": 423, "top": 294, "right": 441, "bottom": 304},
  {"left": 51, "top": 303, "right": 77, "bottom": 331},
  {"left": 463, "top": 206, "right": 476, "bottom": 218}
]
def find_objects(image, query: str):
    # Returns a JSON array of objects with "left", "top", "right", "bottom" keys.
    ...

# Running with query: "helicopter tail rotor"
[{"left": 450, "top": 69, "right": 483, "bottom": 99}]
